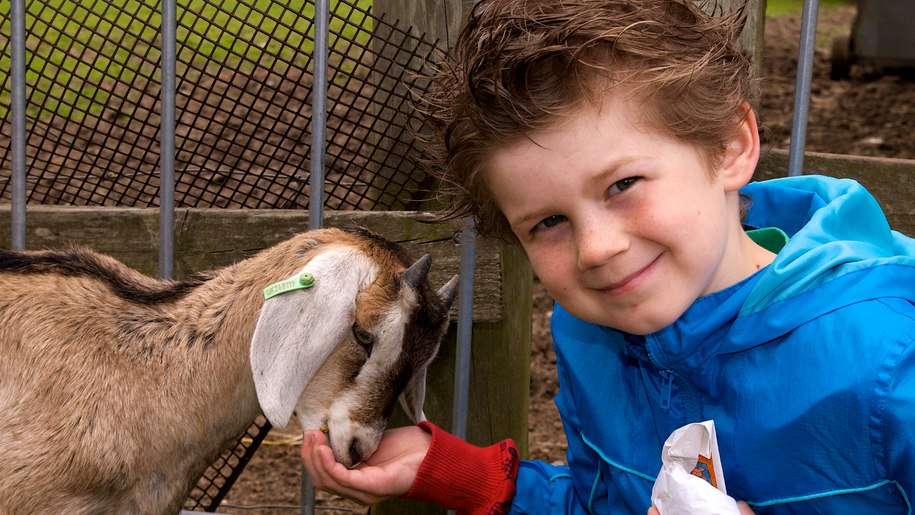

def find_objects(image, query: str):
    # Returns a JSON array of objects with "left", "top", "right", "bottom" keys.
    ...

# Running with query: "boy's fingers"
[
  {"left": 301, "top": 430, "right": 396, "bottom": 506},
  {"left": 301, "top": 432, "right": 369, "bottom": 502},
  {"left": 737, "top": 501, "right": 756, "bottom": 514},
  {"left": 303, "top": 429, "right": 328, "bottom": 447},
  {"left": 318, "top": 442, "right": 346, "bottom": 479},
  {"left": 301, "top": 432, "right": 336, "bottom": 489}
]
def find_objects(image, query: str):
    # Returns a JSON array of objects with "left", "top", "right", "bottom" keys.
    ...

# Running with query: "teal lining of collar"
[{"left": 746, "top": 226, "right": 790, "bottom": 254}]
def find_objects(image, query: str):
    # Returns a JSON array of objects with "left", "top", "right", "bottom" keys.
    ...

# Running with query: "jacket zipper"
[
  {"left": 659, "top": 370, "right": 674, "bottom": 413},
  {"left": 633, "top": 334, "right": 702, "bottom": 419},
  {"left": 644, "top": 341, "right": 677, "bottom": 415},
  {"left": 657, "top": 368, "right": 703, "bottom": 420}
]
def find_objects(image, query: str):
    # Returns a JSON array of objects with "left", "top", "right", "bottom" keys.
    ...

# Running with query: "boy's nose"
[{"left": 576, "top": 224, "right": 628, "bottom": 270}]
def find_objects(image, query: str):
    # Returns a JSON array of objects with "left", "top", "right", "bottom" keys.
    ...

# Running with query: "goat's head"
[{"left": 249, "top": 228, "right": 458, "bottom": 467}]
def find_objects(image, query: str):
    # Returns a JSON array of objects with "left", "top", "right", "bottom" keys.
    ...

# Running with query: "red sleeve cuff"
[{"left": 404, "top": 421, "right": 519, "bottom": 515}]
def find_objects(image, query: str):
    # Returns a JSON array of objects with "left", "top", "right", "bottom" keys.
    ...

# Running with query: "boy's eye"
[
  {"left": 609, "top": 177, "right": 640, "bottom": 195},
  {"left": 534, "top": 215, "right": 567, "bottom": 232}
]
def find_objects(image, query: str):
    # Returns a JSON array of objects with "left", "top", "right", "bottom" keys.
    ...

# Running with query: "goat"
[{"left": 0, "top": 226, "right": 458, "bottom": 514}]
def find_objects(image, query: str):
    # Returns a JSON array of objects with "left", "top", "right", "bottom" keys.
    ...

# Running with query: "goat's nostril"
[{"left": 348, "top": 440, "right": 362, "bottom": 466}]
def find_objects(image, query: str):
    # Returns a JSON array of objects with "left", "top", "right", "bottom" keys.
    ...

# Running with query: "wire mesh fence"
[
  {"left": 184, "top": 417, "right": 273, "bottom": 511},
  {"left": 1, "top": 0, "right": 445, "bottom": 510},
  {"left": 1, "top": 0, "right": 442, "bottom": 211}
]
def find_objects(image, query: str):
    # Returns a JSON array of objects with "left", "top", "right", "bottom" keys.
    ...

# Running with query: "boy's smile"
[{"left": 486, "top": 94, "right": 773, "bottom": 334}]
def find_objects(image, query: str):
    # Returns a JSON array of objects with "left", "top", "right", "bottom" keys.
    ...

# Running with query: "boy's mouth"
[{"left": 600, "top": 255, "right": 661, "bottom": 296}]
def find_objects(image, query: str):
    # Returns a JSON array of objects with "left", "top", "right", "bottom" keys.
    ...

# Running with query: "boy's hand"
[
  {"left": 647, "top": 501, "right": 756, "bottom": 515},
  {"left": 300, "top": 426, "right": 432, "bottom": 505}
]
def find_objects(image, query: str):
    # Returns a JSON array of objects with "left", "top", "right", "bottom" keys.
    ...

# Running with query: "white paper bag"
[{"left": 650, "top": 420, "right": 740, "bottom": 515}]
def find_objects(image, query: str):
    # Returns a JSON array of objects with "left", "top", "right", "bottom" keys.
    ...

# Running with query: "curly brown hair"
[{"left": 417, "top": 0, "right": 753, "bottom": 242}]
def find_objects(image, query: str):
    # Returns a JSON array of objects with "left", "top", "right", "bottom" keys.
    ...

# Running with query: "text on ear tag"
[{"left": 263, "top": 272, "right": 316, "bottom": 300}]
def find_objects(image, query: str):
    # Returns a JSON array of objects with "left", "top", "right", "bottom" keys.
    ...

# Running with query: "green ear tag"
[{"left": 263, "top": 272, "right": 316, "bottom": 300}]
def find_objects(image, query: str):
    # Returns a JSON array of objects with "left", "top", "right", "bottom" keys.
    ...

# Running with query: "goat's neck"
[{"left": 160, "top": 248, "right": 318, "bottom": 435}]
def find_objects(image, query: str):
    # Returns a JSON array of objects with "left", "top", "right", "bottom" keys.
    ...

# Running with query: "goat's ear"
[
  {"left": 398, "top": 274, "right": 460, "bottom": 424},
  {"left": 399, "top": 368, "right": 428, "bottom": 423},
  {"left": 250, "top": 248, "right": 370, "bottom": 428}
]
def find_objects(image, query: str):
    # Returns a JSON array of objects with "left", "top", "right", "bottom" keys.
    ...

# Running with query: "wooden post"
[
  {"left": 698, "top": 0, "right": 767, "bottom": 106},
  {"left": 373, "top": 0, "right": 469, "bottom": 50},
  {"left": 736, "top": 0, "right": 767, "bottom": 87},
  {"left": 365, "top": 0, "right": 471, "bottom": 210},
  {"left": 358, "top": 4, "right": 531, "bottom": 513}
]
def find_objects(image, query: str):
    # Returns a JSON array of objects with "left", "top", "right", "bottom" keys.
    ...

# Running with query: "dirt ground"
[{"left": 215, "top": 4, "right": 915, "bottom": 513}]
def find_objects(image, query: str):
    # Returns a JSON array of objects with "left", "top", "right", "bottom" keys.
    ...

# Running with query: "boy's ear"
[{"left": 719, "top": 102, "right": 760, "bottom": 193}]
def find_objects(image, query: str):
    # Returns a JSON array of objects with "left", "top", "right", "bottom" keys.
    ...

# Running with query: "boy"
[{"left": 301, "top": 0, "right": 915, "bottom": 513}]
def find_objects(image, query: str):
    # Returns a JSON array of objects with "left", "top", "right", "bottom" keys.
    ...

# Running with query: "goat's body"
[
  {"left": 0, "top": 228, "right": 455, "bottom": 513},
  {"left": 0, "top": 248, "right": 270, "bottom": 513}
]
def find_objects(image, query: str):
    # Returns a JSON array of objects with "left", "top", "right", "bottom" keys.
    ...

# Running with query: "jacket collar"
[
  {"left": 611, "top": 175, "right": 915, "bottom": 371},
  {"left": 620, "top": 268, "right": 766, "bottom": 371}
]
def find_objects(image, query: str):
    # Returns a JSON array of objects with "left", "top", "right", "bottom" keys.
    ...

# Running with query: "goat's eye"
[{"left": 352, "top": 323, "right": 375, "bottom": 352}]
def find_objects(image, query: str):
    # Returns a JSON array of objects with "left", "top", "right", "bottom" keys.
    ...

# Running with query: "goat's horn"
[
  {"left": 403, "top": 254, "right": 432, "bottom": 290},
  {"left": 438, "top": 274, "right": 459, "bottom": 308}
]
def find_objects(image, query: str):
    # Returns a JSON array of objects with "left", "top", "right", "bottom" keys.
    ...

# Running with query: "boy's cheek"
[{"left": 533, "top": 271, "right": 573, "bottom": 307}]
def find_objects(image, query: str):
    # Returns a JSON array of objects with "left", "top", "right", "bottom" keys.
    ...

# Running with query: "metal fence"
[{"left": 1, "top": 0, "right": 440, "bottom": 212}]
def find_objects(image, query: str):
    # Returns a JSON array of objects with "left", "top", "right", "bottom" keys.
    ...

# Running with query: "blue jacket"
[{"left": 510, "top": 175, "right": 915, "bottom": 514}]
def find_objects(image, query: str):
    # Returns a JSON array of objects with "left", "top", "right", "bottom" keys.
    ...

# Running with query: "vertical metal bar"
[
  {"left": 449, "top": 15, "right": 481, "bottom": 515},
  {"left": 158, "top": 0, "right": 177, "bottom": 279},
  {"left": 10, "top": 0, "right": 27, "bottom": 250},
  {"left": 308, "top": 0, "right": 330, "bottom": 231},
  {"left": 299, "top": 466, "right": 316, "bottom": 515},
  {"left": 301, "top": 1, "right": 330, "bottom": 513},
  {"left": 451, "top": 220, "right": 477, "bottom": 440},
  {"left": 787, "top": 0, "right": 819, "bottom": 177}
]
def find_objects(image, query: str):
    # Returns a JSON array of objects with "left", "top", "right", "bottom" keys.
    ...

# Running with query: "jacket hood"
[
  {"left": 728, "top": 175, "right": 915, "bottom": 349},
  {"left": 642, "top": 175, "right": 915, "bottom": 369}
]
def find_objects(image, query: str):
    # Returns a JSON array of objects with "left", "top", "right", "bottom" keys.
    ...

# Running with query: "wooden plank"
[
  {"left": 0, "top": 207, "right": 505, "bottom": 322},
  {"left": 757, "top": 149, "right": 915, "bottom": 235}
]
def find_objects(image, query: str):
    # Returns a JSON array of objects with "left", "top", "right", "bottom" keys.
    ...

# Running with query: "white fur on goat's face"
[
  {"left": 250, "top": 243, "right": 456, "bottom": 468},
  {"left": 293, "top": 295, "right": 416, "bottom": 465}
]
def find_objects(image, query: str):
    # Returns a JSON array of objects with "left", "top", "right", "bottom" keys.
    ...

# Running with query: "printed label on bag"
[{"left": 691, "top": 454, "right": 718, "bottom": 489}]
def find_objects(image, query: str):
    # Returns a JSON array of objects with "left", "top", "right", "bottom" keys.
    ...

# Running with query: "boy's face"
[{"left": 486, "top": 95, "right": 768, "bottom": 334}]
